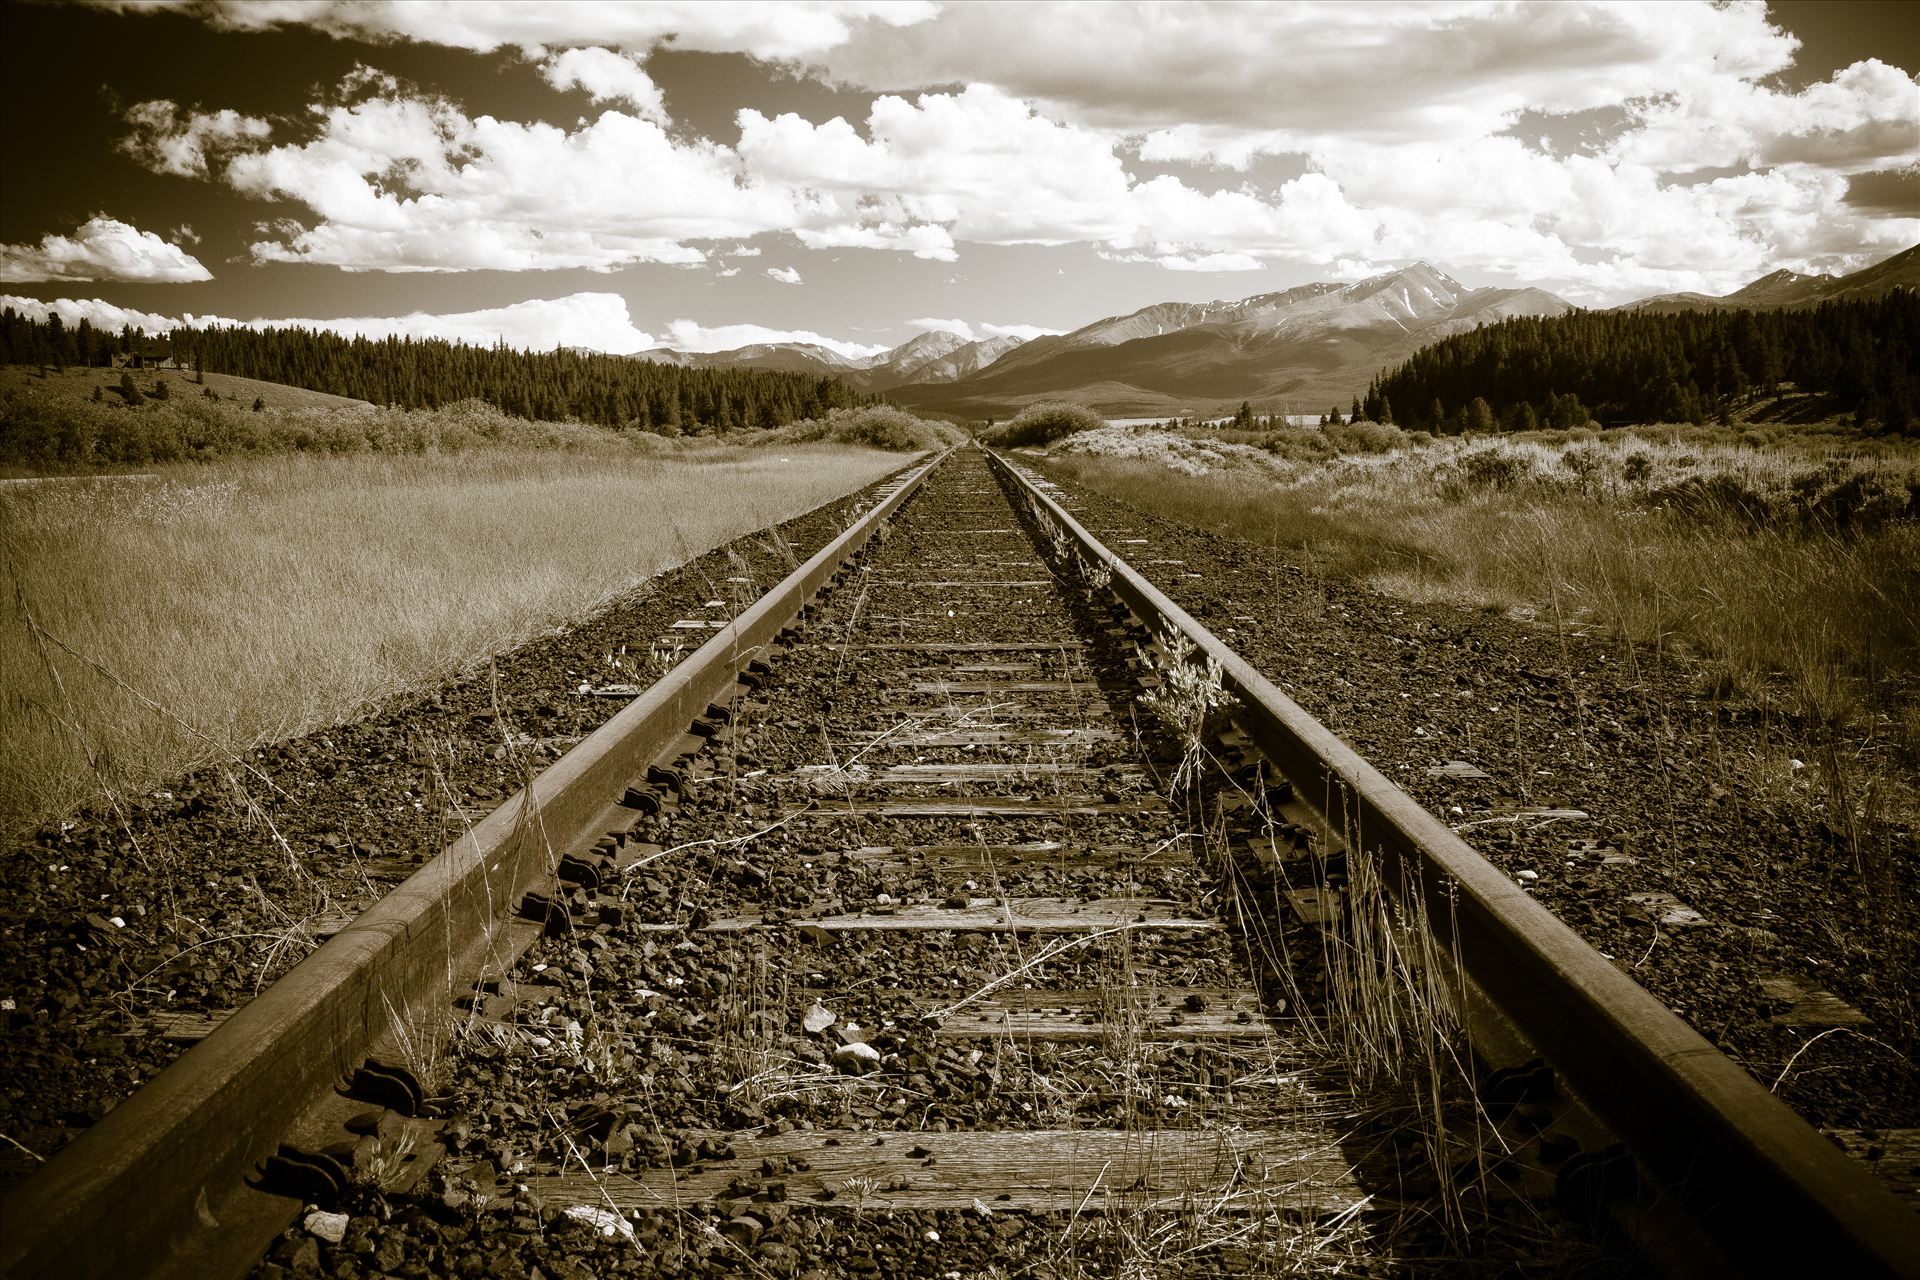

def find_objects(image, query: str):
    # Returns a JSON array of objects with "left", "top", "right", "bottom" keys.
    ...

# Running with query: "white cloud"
[
  {"left": 0, "top": 294, "right": 184, "bottom": 335},
  {"left": 5, "top": 292, "right": 656, "bottom": 353},
  {"left": 109, "top": 0, "right": 938, "bottom": 60},
  {"left": 717, "top": 266, "right": 741, "bottom": 277},
  {"left": 765, "top": 265, "right": 803, "bottom": 284},
  {"left": 96, "top": 7, "right": 1920, "bottom": 301},
  {"left": 0, "top": 216, "right": 213, "bottom": 284},
  {"left": 907, "top": 317, "right": 976, "bottom": 339},
  {"left": 1610, "top": 58, "right": 1920, "bottom": 176},
  {"left": 4, "top": 293, "right": 928, "bottom": 361},
  {"left": 979, "top": 321, "right": 1061, "bottom": 341},
  {"left": 907, "top": 317, "right": 1061, "bottom": 341},
  {"left": 662, "top": 320, "right": 886, "bottom": 359},
  {"left": 195, "top": 81, "right": 808, "bottom": 271},
  {"left": 813, "top": 1, "right": 1799, "bottom": 155},
  {"left": 223, "top": 292, "right": 660, "bottom": 353},
  {"left": 119, "top": 100, "right": 272, "bottom": 177},
  {"left": 539, "top": 47, "right": 668, "bottom": 124}
]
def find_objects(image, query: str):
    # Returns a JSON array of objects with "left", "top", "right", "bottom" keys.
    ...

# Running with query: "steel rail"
[
  {"left": 987, "top": 447, "right": 1920, "bottom": 1278},
  {"left": 0, "top": 451, "right": 949, "bottom": 1280}
]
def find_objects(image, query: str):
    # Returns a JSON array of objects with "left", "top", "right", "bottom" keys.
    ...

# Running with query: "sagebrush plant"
[{"left": 982, "top": 400, "right": 1107, "bottom": 449}]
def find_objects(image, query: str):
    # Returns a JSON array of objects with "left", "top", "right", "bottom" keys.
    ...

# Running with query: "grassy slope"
[{"left": 2, "top": 362, "right": 372, "bottom": 413}]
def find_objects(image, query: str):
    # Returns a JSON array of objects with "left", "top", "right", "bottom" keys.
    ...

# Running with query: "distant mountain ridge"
[
  {"left": 620, "top": 244, "right": 1916, "bottom": 421},
  {"left": 1618, "top": 244, "right": 1920, "bottom": 314},
  {"left": 630, "top": 328, "right": 1026, "bottom": 391},
  {"left": 893, "top": 262, "right": 1574, "bottom": 418}
]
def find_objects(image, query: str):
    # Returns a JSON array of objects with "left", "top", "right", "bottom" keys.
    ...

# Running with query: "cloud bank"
[{"left": 0, "top": 217, "right": 213, "bottom": 284}]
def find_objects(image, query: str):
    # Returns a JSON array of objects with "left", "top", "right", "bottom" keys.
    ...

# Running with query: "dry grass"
[
  {"left": 0, "top": 444, "right": 906, "bottom": 832},
  {"left": 1044, "top": 426, "right": 1920, "bottom": 761}
]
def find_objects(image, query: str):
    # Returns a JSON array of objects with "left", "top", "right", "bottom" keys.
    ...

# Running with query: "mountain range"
[
  {"left": 631, "top": 243, "right": 1917, "bottom": 420},
  {"left": 1619, "top": 243, "right": 1919, "bottom": 315},
  {"left": 636, "top": 328, "right": 1024, "bottom": 391}
]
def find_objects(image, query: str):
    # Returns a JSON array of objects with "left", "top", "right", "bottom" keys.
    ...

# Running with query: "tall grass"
[
  {"left": 1044, "top": 430, "right": 1920, "bottom": 737},
  {"left": 0, "top": 445, "right": 906, "bottom": 832}
]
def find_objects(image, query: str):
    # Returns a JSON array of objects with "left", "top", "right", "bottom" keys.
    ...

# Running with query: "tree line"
[
  {"left": 0, "top": 310, "right": 870, "bottom": 434},
  {"left": 1361, "top": 292, "right": 1918, "bottom": 433}
]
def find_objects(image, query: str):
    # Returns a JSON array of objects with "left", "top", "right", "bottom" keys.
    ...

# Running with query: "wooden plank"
[
  {"left": 935, "top": 987, "right": 1270, "bottom": 1040},
  {"left": 845, "top": 843, "right": 1190, "bottom": 871},
  {"left": 512, "top": 1127, "right": 1359, "bottom": 1214},
  {"left": 910, "top": 681, "right": 1100, "bottom": 695},
  {"left": 1760, "top": 975, "right": 1870, "bottom": 1027},
  {"left": 838, "top": 642, "right": 1088, "bottom": 652},
  {"left": 841, "top": 728, "right": 1118, "bottom": 747},
  {"left": 806, "top": 797, "right": 1148, "bottom": 819},
  {"left": 786, "top": 763, "right": 1147, "bottom": 785},
  {"left": 679, "top": 898, "right": 1217, "bottom": 933},
  {"left": 872, "top": 580, "right": 1052, "bottom": 588}
]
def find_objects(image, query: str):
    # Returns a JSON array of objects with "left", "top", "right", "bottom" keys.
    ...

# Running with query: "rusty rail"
[
  {"left": 0, "top": 452, "right": 948, "bottom": 1280},
  {"left": 988, "top": 447, "right": 1920, "bottom": 1279}
]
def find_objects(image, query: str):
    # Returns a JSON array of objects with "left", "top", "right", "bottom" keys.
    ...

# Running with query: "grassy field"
[
  {"left": 1041, "top": 420, "right": 1920, "bottom": 776},
  {"left": 1, "top": 442, "right": 910, "bottom": 833},
  {"left": 3, "top": 361, "right": 372, "bottom": 417}
]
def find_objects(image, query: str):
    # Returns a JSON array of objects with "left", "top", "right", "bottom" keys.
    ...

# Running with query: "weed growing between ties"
[{"left": 0, "top": 446, "right": 907, "bottom": 833}]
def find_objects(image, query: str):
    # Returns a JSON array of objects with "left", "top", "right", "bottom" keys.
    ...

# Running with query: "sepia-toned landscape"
[{"left": 2, "top": 3, "right": 1916, "bottom": 1277}]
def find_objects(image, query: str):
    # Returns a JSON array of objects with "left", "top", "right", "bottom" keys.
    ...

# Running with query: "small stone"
[
  {"left": 562, "top": 1204, "right": 634, "bottom": 1240},
  {"left": 304, "top": 1211, "right": 350, "bottom": 1244},
  {"left": 832, "top": 1041, "right": 883, "bottom": 1075},
  {"left": 1516, "top": 870, "right": 1539, "bottom": 882},
  {"left": 803, "top": 1002, "right": 837, "bottom": 1034},
  {"left": 724, "top": 1215, "right": 763, "bottom": 1245}
]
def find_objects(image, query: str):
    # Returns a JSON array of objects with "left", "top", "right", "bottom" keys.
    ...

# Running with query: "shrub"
[{"left": 982, "top": 401, "right": 1107, "bottom": 448}]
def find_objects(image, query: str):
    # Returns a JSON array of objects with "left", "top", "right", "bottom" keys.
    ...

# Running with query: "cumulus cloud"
[
  {"left": 813, "top": 1, "right": 1800, "bottom": 156},
  {"left": 539, "top": 47, "right": 668, "bottom": 124},
  {"left": 0, "top": 294, "right": 185, "bottom": 334},
  {"left": 1610, "top": 58, "right": 1920, "bottom": 175},
  {"left": 906, "top": 317, "right": 1061, "bottom": 341},
  {"left": 119, "top": 100, "right": 272, "bottom": 177},
  {"left": 94, "top": 5, "right": 1920, "bottom": 300},
  {"left": 2, "top": 291, "right": 660, "bottom": 353},
  {"left": 764, "top": 265, "right": 803, "bottom": 284},
  {"left": 906, "top": 317, "right": 975, "bottom": 338},
  {"left": 661, "top": 320, "right": 886, "bottom": 359},
  {"left": 198, "top": 80, "right": 806, "bottom": 271},
  {"left": 103, "top": 0, "right": 937, "bottom": 60},
  {"left": 3, "top": 292, "right": 927, "bottom": 360},
  {"left": 0, "top": 216, "right": 213, "bottom": 284},
  {"left": 238, "top": 292, "right": 660, "bottom": 352}
]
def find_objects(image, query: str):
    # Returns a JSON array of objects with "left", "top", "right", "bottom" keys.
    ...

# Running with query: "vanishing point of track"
[{"left": 4, "top": 447, "right": 1917, "bottom": 1278}]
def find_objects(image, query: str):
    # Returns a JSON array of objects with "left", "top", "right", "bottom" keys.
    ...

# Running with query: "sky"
[{"left": 0, "top": 0, "right": 1915, "bottom": 358}]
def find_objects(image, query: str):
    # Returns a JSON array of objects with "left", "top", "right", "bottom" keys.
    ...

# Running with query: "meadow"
[
  {"left": 1040, "top": 418, "right": 1920, "bottom": 791},
  {"left": 0, "top": 391, "right": 947, "bottom": 833}
]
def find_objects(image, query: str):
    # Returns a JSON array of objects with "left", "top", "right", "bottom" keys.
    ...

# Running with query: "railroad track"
[{"left": 4, "top": 446, "right": 1916, "bottom": 1278}]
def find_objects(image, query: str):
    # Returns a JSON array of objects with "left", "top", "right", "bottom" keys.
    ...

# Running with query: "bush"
[
  {"left": 758, "top": 404, "right": 963, "bottom": 452},
  {"left": 982, "top": 401, "right": 1107, "bottom": 448}
]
